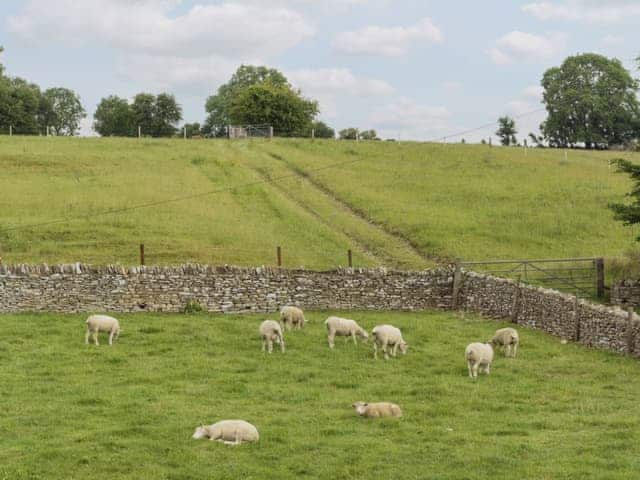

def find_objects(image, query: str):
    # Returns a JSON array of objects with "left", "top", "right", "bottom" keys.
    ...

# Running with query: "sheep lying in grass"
[
  {"left": 192, "top": 420, "right": 259, "bottom": 445},
  {"left": 325, "top": 316, "right": 368, "bottom": 348},
  {"left": 465, "top": 342, "right": 494, "bottom": 379},
  {"left": 490, "top": 327, "right": 519, "bottom": 358},
  {"left": 352, "top": 402, "right": 402, "bottom": 418},
  {"left": 371, "top": 325, "right": 407, "bottom": 360},
  {"left": 85, "top": 314, "right": 120, "bottom": 346},
  {"left": 259, "top": 320, "right": 285, "bottom": 353},
  {"left": 279, "top": 306, "right": 306, "bottom": 331}
]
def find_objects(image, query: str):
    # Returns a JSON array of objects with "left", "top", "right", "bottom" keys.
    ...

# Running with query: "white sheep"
[
  {"left": 259, "top": 320, "right": 285, "bottom": 353},
  {"left": 465, "top": 342, "right": 494, "bottom": 379},
  {"left": 324, "top": 316, "right": 368, "bottom": 348},
  {"left": 85, "top": 314, "right": 120, "bottom": 346},
  {"left": 490, "top": 327, "right": 519, "bottom": 358},
  {"left": 192, "top": 420, "right": 259, "bottom": 445},
  {"left": 352, "top": 401, "right": 402, "bottom": 418},
  {"left": 371, "top": 324, "right": 407, "bottom": 360},
  {"left": 279, "top": 306, "right": 306, "bottom": 331}
]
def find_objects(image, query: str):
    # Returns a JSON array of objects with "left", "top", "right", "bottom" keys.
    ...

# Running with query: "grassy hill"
[
  {"left": 0, "top": 136, "right": 637, "bottom": 269},
  {"left": 2, "top": 311, "right": 640, "bottom": 479}
]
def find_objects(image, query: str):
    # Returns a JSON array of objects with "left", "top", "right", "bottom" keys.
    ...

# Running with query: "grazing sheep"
[
  {"left": 325, "top": 316, "right": 368, "bottom": 348},
  {"left": 259, "top": 320, "right": 285, "bottom": 354},
  {"left": 465, "top": 342, "right": 494, "bottom": 379},
  {"left": 490, "top": 327, "right": 519, "bottom": 358},
  {"left": 371, "top": 325, "right": 408, "bottom": 360},
  {"left": 279, "top": 306, "right": 306, "bottom": 331},
  {"left": 352, "top": 402, "right": 402, "bottom": 418},
  {"left": 85, "top": 314, "right": 120, "bottom": 346},
  {"left": 192, "top": 420, "right": 259, "bottom": 445}
]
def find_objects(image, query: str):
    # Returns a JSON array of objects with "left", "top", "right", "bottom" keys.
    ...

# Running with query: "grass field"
[
  {"left": 1, "top": 136, "right": 638, "bottom": 270},
  {"left": 1, "top": 311, "right": 640, "bottom": 479}
]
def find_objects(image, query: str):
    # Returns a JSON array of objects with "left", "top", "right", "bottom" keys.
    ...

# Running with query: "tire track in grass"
[
  {"left": 259, "top": 146, "right": 446, "bottom": 265},
  {"left": 234, "top": 143, "right": 432, "bottom": 269}
]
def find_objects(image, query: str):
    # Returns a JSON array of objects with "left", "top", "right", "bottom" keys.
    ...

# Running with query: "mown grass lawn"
[{"left": 1, "top": 311, "right": 639, "bottom": 479}]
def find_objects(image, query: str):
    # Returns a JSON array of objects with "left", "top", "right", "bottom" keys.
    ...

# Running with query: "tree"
[
  {"left": 339, "top": 128, "right": 359, "bottom": 140},
  {"left": 42, "top": 87, "right": 86, "bottom": 136},
  {"left": 131, "top": 93, "right": 182, "bottom": 137},
  {"left": 609, "top": 159, "right": 640, "bottom": 239},
  {"left": 227, "top": 82, "right": 317, "bottom": 137},
  {"left": 153, "top": 93, "right": 182, "bottom": 137},
  {"left": 93, "top": 95, "right": 134, "bottom": 136},
  {"left": 0, "top": 76, "right": 41, "bottom": 134},
  {"left": 359, "top": 129, "right": 379, "bottom": 140},
  {"left": 182, "top": 122, "right": 202, "bottom": 138},
  {"left": 528, "top": 132, "right": 545, "bottom": 148},
  {"left": 496, "top": 116, "right": 517, "bottom": 146},
  {"left": 541, "top": 53, "right": 640, "bottom": 149},
  {"left": 205, "top": 65, "right": 317, "bottom": 137},
  {"left": 312, "top": 120, "right": 334, "bottom": 138}
]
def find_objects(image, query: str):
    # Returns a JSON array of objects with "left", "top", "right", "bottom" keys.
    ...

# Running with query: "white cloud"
[
  {"left": 602, "top": 34, "right": 624, "bottom": 46},
  {"left": 488, "top": 31, "right": 567, "bottom": 65},
  {"left": 8, "top": 1, "right": 314, "bottom": 58},
  {"left": 369, "top": 97, "right": 451, "bottom": 140},
  {"left": 332, "top": 17, "right": 443, "bottom": 56},
  {"left": 522, "top": 1, "right": 640, "bottom": 24},
  {"left": 522, "top": 85, "right": 544, "bottom": 100},
  {"left": 442, "top": 81, "right": 463, "bottom": 92},
  {"left": 287, "top": 68, "right": 394, "bottom": 118}
]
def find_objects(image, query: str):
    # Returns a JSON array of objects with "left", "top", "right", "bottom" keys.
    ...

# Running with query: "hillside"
[{"left": 0, "top": 136, "right": 637, "bottom": 269}]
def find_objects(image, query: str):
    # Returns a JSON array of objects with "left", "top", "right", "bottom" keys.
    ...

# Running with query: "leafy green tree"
[
  {"left": 609, "top": 159, "right": 640, "bottom": 239},
  {"left": 359, "top": 129, "right": 379, "bottom": 140},
  {"left": 153, "top": 93, "right": 182, "bottom": 137},
  {"left": 228, "top": 82, "right": 318, "bottom": 137},
  {"left": 182, "top": 122, "right": 202, "bottom": 138},
  {"left": 496, "top": 116, "right": 517, "bottom": 146},
  {"left": 42, "top": 87, "right": 86, "bottom": 136},
  {"left": 205, "top": 65, "right": 317, "bottom": 137},
  {"left": 131, "top": 93, "right": 182, "bottom": 137},
  {"left": 0, "top": 76, "right": 41, "bottom": 134},
  {"left": 93, "top": 95, "right": 134, "bottom": 136},
  {"left": 131, "top": 93, "right": 156, "bottom": 136},
  {"left": 312, "top": 120, "right": 334, "bottom": 138},
  {"left": 541, "top": 53, "right": 640, "bottom": 148},
  {"left": 339, "top": 128, "right": 359, "bottom": 140}
]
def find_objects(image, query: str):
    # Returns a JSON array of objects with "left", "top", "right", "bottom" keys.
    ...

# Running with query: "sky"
[{"left": 0, "top": 0, "right": 638, "bottom": 141}]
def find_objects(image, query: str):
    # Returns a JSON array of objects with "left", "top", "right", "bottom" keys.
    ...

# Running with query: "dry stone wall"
[
  {"left": 611, "top": 280, "right": 640, "bottom": 308},
  {"left": 1, "top": 263, "right": 639, "bottom": 357}
]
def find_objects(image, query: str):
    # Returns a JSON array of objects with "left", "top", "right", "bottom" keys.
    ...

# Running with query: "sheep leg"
[
  {"left": 392, "top": 343, "right": 398, "bottom": 357},
  {"left": 261, "top": 337, "right": 266, "bottom": 352},
  {"left": 351, "top": 331, "right": 358, "bottom": 346},
  {"left": 512, "top": 343, "right": 518, "bottom": 358},
  {"left": 483, "top": 363, "right": 490, "bottom": 375},
  {"left": 85, "top": 328, "right": 90, "bottom": 345},
  {"left": 467, "top": 361, "right": 473, "bottom": 378},
  {"left": 280, "top": 335, "right": 285, "bottom": 353},
  {"left": 93, "top": 331, "right": 100, "bottom": 346},
  {"left": 472, "top": 363, "right": 479, "bottom": 379},
  {"left": 267, "top": 339, "right": 273, "bottom": 354},
  {"left": 108, "top": 329, "right": 115, "bottom": 345},
  {"left": 328, "top": 331, "right": 335, "bottom": 349},
  {"left": 383, "top": 341, "right": 389, "bottom": 360},
  {"left": 373, "top": 342, "right": 378, "bottom": 359}
]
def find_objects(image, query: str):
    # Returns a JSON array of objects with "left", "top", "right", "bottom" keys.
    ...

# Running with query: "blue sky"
[{"left": 0, "top": 0, "right": 638, "bottom": 140}]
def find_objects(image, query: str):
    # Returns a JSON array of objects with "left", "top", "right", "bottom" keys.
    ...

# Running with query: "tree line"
[{"left": 1, "top": 46, "right": 640, "bottom": 147}]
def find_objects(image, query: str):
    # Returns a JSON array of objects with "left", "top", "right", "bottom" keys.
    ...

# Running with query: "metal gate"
[{"left": 459, "top": 257, "right": 605, "bottom": 299}]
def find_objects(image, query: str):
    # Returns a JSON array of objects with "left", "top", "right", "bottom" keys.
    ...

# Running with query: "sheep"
[
  {"left": 490, "top": 327, "right": 519, "bottom": 358},
  {"left": 85, "top": 314, "right": 120, "bottom": 346},
  {"left": 259, "top": 320, "right": 285, "bottom": 353},
  {"left": 352, "top": 402, "right": 402, "bottom": 418},
  {"left": 324, "top": 316, "right": 368, "bottom": 348},
  {"left": 279, "top": 306, "right": 306, "bottom": 331},
  {"left": 465, "top": 342, "right": 494, "bottom": 379},
  {"left": 192, "top": 420, "right": 259, "bottom": 445},
  {"left": 371, "top": 324, "right": 408, "bottom": 360}
]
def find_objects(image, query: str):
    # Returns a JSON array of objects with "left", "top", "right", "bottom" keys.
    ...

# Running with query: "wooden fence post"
[
  {"left": 627, "top": 307, "right": 635, "bottom": 356},
  {"left": 348, "top": 249, "right": 353, "bottom": 268},
  {"left": 451, "top": 263, "right": 462, "bottom": 310},
  {"left": 140, "top": 244, "right": 145, "bottom": 266},
  {"left": 595, "top": 258, "right": 605, "bottom": 299},
  {"left": 511, "top": 276, "right": 521, "bottom": 323},
  {"left": 276, "top": 246, "right": 282, "bottom": 267},
  {"left": 573, "top": 295, "right": 581, "bottom": 342}
]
